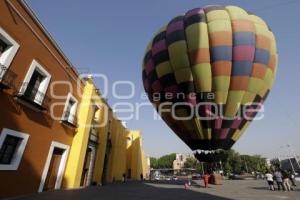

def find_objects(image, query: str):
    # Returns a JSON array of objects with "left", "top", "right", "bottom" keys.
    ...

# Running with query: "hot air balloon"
[{"left": 142, "top": 5, "right": 277, "bottom": 162}]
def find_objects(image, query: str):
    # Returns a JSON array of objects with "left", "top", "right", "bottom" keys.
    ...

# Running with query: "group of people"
[{"left": 265, "top": 169, "right": 297, "bottom": 191}]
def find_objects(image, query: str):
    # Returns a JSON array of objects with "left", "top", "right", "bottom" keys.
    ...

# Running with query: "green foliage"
[
  {"left": 223, "top": 149, "right": 267, "bottom": 174},
  {"left": 150, "top": 150, "right": 267, "bottom": 175},
  {"left": 184, "top": 157, "right": 197, "bottom": 168},
  {"left": 150, "top": 153, "right": 176, "bottom": 169},
  {"left": 184, "top": 157, "right": 203, "bottom": 173},
  {"left": 150, "top": 157, "right": 158, "bottom": 169}
]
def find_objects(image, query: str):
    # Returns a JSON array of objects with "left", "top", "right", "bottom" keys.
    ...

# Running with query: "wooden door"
[{"left": 43, "top": 148, "right": 64, "bottom": 191}]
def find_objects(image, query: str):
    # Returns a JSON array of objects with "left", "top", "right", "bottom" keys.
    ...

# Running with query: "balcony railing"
[
  {"left": 0, "top": 63, "right": 17, "bottom": 89},
  {"left": 61, "top": 110, "right": 78, "bottom": 128},
  {"left": 15, "top": 82, "right": 51, "bottom": 111}
]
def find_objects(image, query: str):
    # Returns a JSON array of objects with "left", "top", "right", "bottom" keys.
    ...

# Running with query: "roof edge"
[{"left": 18, "top": 0, "right": 81, "bottom": 77}]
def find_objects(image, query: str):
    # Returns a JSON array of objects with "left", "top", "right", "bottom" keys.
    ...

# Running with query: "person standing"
[
  {"left": 265, "top": 171, "right": 275, "bottom": 191},
  {"left": 288, "top": 170, "right": 297, "bottom": 187},
  {"left": 203, "top": 174, "right": 209, "bottom": 188},
  {"left": 122, "top": 173, "right": 126, "bottom": 183},
  {"left": 282, "top": 170, "right": 291, "bottom": 191},
  {"left": 274, "top": 169, "right": 285, "bottom": 191}
]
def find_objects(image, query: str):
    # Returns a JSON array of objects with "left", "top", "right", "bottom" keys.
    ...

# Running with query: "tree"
[
  {"left": 184, "top": 157, "right": 203, "bottom": 174},
  {"left": 150, "top": 154, "right": 176, "bottom": 169},
  {"left": 157, "top": 153, "right": 176, "bottom": 168},
  {"left": 184, "top": 157, "right": 198, "bottom": 168},
  {"left": 150, "top": 151, "right": 267, "bottom": 175},
  {"left": 240, "top": 154, "right": 267, "bottom": 173},
  {"left": 222, "top": 150, "right": 267, "bottom": 174},
  {"left": 223, "top": 149, "right": 242, "bottom": 174},
  {"left": 150, "top": 157, "right": 158, "bottom": 169}
]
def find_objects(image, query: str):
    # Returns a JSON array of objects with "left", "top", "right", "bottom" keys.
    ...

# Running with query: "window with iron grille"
[
  {"left": 0, "top": 28, "right": 19, "bottom": 87},
  {"left": 23, "top": 69, "right": 46, "bottom": 103},
  {"left": 17, "top": 60, "right": 51, "bottom": 109},
  {"left": 0, "top": 27, "right": 19, "bottom": 69},
  {"left": 64, "top": 99, "right": 75, "bottom": 120},
  {"left": 62, "top": 93, "right": 78, "bottom": 126}
]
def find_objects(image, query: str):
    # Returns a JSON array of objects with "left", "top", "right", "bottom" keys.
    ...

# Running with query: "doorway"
[
  {"left": 43, "top": 148, "right": 64, "bottom": 191},
  {"left": 38, "top": 142, "right": 69, "bottom": 192},
  {"left": 80, "top": 145, "right": 96, "bottom": 187}
]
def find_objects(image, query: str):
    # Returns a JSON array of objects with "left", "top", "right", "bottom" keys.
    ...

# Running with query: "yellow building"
[
  {"left": 105, "top": 117, "right": 127, "bottom": 183},
  {"left": 63, "top": 77, "right": 149, "bottom": 188},
  {"left": 0, "top": 1, "right": 149, "bottom": 198},
  {"left": 126, "top": 130, "right": 150, "bottom": 180},
  {"left": 63, "top": 77, "right": 103, "bottom": 188}
]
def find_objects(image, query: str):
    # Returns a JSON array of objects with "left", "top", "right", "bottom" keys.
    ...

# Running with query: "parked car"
[
  {"left": 192, "top": 174, "right": 202, "bottom": 180},
  {"left": 228, "top": 173, "right": 243, "bottom": 180}
]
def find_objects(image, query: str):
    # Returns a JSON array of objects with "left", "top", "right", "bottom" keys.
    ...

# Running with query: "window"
[
  {"left": 61, "top": 93, "right": 78, "bottom": 126},
  {"left": 0, "top": 27, "right": 20, "bottom": 79},
  {"left": 18, "top": 60, "right": 51, "bottom": 109},
  {"left": 0, "top": 135, "right": 22, "bottom": 164},
  {"left": 0, "top": 39, "right": 8, "bottom": 57},
  {"left": 93, "top": 105, "right": 100, "bottom": 123},
  {"left": 90, "top": 105, "right": 100, "bottom": 134},
  {"left": 0, "top": 128, "right": 29, "bottom": 170}
]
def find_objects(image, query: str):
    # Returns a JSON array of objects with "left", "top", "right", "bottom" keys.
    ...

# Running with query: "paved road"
[{"left": 9, "top": 180, "right": 300, "bottom": 200}]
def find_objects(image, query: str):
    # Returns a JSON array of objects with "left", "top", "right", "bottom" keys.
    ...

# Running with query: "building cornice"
[{"left": 17, "top": 0, "right": 81, "bottom": 77}]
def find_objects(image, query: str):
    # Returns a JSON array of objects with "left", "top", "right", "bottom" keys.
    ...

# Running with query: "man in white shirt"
[{"left": 265, "top": 171, "right": 275, "bottom": 191}]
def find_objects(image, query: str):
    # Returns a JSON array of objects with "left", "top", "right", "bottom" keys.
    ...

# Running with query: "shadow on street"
[{"left": 10, "top": 181, "right": 231, "bottom": 200}]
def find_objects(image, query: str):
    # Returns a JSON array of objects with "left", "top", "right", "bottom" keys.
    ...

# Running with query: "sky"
[{"left": 26, "top": 0, "right": 300, "bottom": 158}]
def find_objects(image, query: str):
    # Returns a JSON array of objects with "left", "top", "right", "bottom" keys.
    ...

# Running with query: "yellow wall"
[
  {"left": 63, "top": 80, "right": 94, "bottom": 188},
  {"left": 63, "top": 79, "right": 149, "bottom": 187},
  {"left": 106, "top": 116, "right": 127, "bottom": 182},
  {"left": 126, "top": 130, "right": 150, "bottom": 180},
  {"left": 64, "top": 79, "right": 111, "bottom": 187},
  {"left": 92, "top": 104, "right": 109, "bottom": 185}
]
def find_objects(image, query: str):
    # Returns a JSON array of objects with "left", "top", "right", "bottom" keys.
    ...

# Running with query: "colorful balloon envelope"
[{"left": 142, "top": 5, "right": 277, "bottom": 152}]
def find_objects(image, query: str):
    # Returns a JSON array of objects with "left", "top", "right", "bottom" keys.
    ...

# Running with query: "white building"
[{"left": 173, "top": 153, "right": 194, "bottom": 170}]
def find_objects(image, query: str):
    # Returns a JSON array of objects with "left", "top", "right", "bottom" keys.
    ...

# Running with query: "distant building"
[
  {"left": 173, "top": 153, "right": 194, "bottom": 170},
  {"left": 271, "top": 156, "right": 300, "bottom": 173},
  {"left": 265, "top": 158, "right": 272, "bottom": 167},
  {"left": 280, "top": 156, "right": 300, "bottom": 173}
]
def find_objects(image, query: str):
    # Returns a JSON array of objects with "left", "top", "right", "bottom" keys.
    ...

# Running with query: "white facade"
[{"left": 173, "top": 153, "right": 194, "bottom": 170}]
